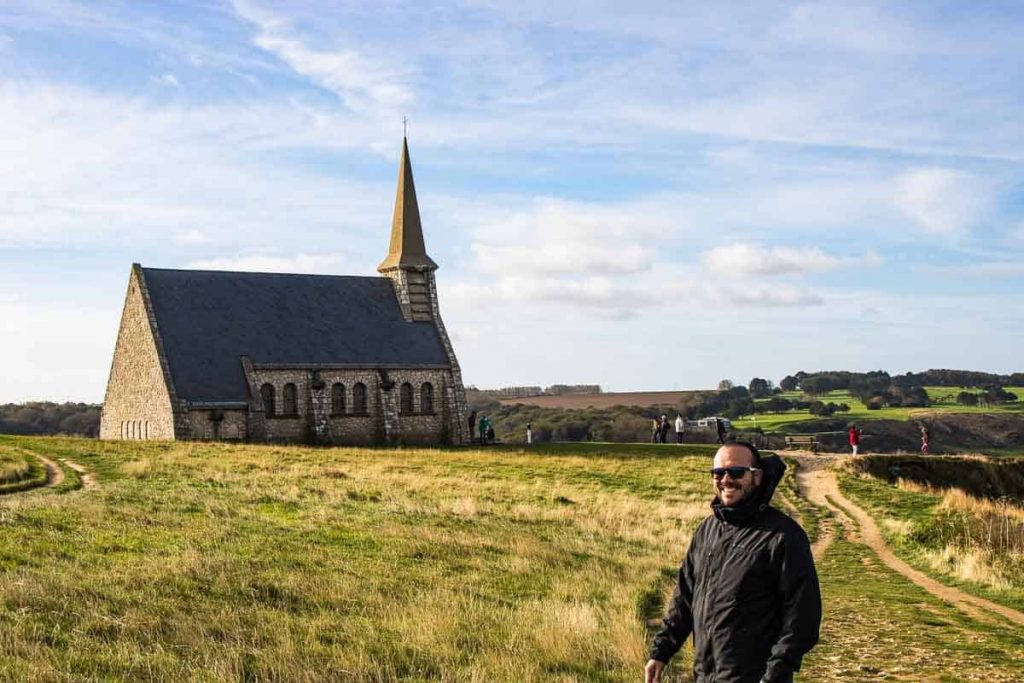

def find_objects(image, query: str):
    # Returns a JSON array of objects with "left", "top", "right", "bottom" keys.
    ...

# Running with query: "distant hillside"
[{"left": 496, "top": 390, "right": 702, "bottom": 409}]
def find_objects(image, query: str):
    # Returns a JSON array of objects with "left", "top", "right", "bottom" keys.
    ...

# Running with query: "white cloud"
[
  {"left": 230, "top": 0, "right": 412, "bottom": 113},
  {"left": 173, "top": 229, "right": 208, "bottom": 246},
  {"left": 0, "top": 83, "right": 390, "bottom": 250},
  {"left": 917, "top": 261, "right": 1024, "bottom": 280},
  {"left": 701, "top": 243, "right": 881, "bottom": 277},
  {"left": 186, "top": 252, "right": 347, "bottom": 275},
  {"left": 445, "top": 268, "right": 825, "bottom": 320},
  {"left": 0, "top": 299, "right": 117, "bottom": 403},
  {"left": 1008, "top": 222, "right": 1024, "bottom": 245},
  {"left": 772, "top": 2, "right": 923, "bottom": 54},
  {"left": 896, "top": 167, "right": 991, "bottom": 235},
  {"left": 151, "top": 73, "right": 181, "bottom": 88},
  {"left": 468, "top": 198, "right": 662, "bottom": 276}
]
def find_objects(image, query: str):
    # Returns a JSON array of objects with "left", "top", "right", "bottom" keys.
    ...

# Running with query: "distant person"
[
  {"left": 675, "top": 415, "right": 685, "bottom": 444},
  {"left": 644, "top": 441, "right": 821, "bottom": 683},
  {"left": 468, "top": 410, "right": 477, "bottom": 441},
  {"left": 715, "top": 418, "right": 726, "bottom": 445},
  {"left": 478, "top": 415, "right": 489, "bottom": 445},
  {"left": 526, "top": 422, "right": 533, "bottom": 445},
  {"left": 486, "top": 424, "right": 495, "bottom": 444},
  {"left": 652, "top": 418, "right": 661, "bottom": 444},
  {"left": 660, "top": 415, "right": 670, "bottom": 444},
  {"left": 920, "top": 423, "right": 930, "bottom": 455},
  {"left": 848, "top": 424, "right": 861, "bottom": 456}
]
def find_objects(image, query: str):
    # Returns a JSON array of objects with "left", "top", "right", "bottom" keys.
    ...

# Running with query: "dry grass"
[
  {"left": 0, "top": 446, "right": 33, "bottom": 484},
  {"left": 0, "top": 436, "right": 717, "bottom": 682},
  {"left": 889, "top": 476, "right": 1024, "bottom": 596}
]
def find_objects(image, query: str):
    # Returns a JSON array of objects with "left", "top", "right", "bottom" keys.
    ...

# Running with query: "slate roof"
[{"left": 141, "top": 267, "right": 450, "bottom": 403}]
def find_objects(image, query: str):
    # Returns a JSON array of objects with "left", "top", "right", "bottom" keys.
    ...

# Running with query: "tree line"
[{"left": 0, "top": 402, "right": 101, "bottom": 437}]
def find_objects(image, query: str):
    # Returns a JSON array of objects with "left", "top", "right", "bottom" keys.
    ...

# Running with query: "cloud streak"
[{"left": 701, "top": 243, "right": 882, "bottom": 277}]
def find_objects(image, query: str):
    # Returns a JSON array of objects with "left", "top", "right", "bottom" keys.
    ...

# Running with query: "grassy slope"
[
  {"left": 733, "top": 386, "right": 1024, "bottom": 431},
  {"left": 0, "top": 436, "right": 1020, "bottom": 681},
  {"left": 836, "top": 468, "right": 1024, "bottom": 613}
]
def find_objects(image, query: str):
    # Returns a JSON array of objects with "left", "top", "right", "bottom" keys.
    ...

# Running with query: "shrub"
[{"left": 956, "top": 391, "right": 979, "bottom": 407}]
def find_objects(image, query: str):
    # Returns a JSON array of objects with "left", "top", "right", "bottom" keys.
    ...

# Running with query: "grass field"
[
  {"left": 0, "top": 436, "right": 1021, "bottom": 681},
  {"left": 732, "top": 386, "right": 1024, "bottom": 431}
]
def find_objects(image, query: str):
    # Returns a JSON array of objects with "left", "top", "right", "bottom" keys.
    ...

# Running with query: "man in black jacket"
[{"left": 645, "top": 442, "right": 821, "bottom": 683}]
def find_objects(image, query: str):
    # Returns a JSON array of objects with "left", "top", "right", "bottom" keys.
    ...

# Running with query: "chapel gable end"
[{"left": 99, "top": 264, "right": 178, "bottom": 440}]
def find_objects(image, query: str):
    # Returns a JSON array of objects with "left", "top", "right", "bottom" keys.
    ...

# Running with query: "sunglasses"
[{"left": 710, "top": 466, "right": 760, "bottom": 480}]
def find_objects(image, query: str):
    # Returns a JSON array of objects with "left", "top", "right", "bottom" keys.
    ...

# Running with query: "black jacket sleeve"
[
  {"left": 649, "top": 527, "right": 701, "bottom": 663},
  {"left": 763, "top": 529, "right": 822, "bottom": 682}
]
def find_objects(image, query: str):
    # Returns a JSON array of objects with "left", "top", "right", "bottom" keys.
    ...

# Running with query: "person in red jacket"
[{"left": 848, "top": 424, "right": 861, "bottom": 456}]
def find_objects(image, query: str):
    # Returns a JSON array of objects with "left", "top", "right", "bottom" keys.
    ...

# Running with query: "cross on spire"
[{"left": 403, "top": 116, "right": 408, "bottom": 138}]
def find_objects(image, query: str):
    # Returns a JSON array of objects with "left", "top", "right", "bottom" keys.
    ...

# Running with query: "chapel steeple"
[
  {"left": 378, "top": 137, "right": 438, "bottom": 322},
  {"left": 378, "top": 137, "right": 438, "bottom": 272}
]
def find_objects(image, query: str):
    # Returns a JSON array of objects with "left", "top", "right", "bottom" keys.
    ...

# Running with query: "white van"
[{"left": 696, "top": 417, "right": 732, "bottom": 431}]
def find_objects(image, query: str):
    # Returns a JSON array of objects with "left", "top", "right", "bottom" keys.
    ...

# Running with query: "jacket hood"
[
  {"left": 757, "top": 453, "right": 786, "bottom": 505},
  {"left": 712, "top": 453, "right": 787, "bottom": 525}
]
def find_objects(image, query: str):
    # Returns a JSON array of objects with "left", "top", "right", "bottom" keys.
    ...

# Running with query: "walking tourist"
[
  {"left": 468, "top": 410, "right": 477, "bottom": 441},
  {"left": 848, "top": 423, "right": 861, "bottom": 456},
  {"left": 652, "top": 418, "right": 661, "bottom": 443},
  {"left": 644, "top": 441, "right": 821, "bottom": 683},
  {"left": 659, "top": 415, "right": 670, "bottom": 444},
  {"left": 715, "top": 418, "right": 726, "bottom": 445},
  {"left": 675, "top": 415, "right": 685, "bottom": 444},
  {"left": 920, "top": 423, "right": 930, "bottom": 454},
  {"left": 526, "top": 422, "right": 533, "bottom": 444}
]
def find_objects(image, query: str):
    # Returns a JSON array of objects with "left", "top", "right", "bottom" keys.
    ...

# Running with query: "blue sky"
[{"left": 1, "top": 1, "right": 1023, "bottom": 402}]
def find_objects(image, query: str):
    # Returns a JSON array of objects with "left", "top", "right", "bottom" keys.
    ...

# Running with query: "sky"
[{"left": 1, "top": 1, "right": 1023, "bottom": 403}]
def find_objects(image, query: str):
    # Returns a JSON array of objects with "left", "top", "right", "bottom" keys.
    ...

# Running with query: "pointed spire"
[{"left": 378, "top": 137, "right": 438, "bottom": 272}]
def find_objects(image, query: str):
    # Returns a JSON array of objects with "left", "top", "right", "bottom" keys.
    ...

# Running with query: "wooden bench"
[{"left": 784, "top": 434, "right": 820, "bottom": 453}]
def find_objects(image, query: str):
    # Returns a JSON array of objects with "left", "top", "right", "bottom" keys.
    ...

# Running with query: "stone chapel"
[{"left": 100, "top": 138, "right": 470, "bottom": 445}]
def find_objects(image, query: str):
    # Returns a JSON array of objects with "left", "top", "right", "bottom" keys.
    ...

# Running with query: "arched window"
[
  {"left": 400, "top": 382, "right": 414, "bottom": 414},
  {"left": 261, "top": 383, "right": 276, "bottom": 417},
  {"left": 121, "top": 421, "right": 126, "bottom": 439},
  {"left": 144, "top": 421, "right": 150, "bottom": 440},
  {"left": 283, "top": 383, "right": 298, "bottom": 416},
  {"left": 353, "top": 382, "right": 367, "bottom": 414},
  {"left": 331, "top": 383, "right": 346, "bottom": 415},
  {"left": 420, "top": 382, "right": 434, "bottom": 414}
]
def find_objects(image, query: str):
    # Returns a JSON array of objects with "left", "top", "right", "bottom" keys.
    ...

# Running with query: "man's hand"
[{"left": 644, "top": 659, "right": 666, "bottom": 683}]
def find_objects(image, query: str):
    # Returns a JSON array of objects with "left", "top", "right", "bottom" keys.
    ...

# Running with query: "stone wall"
[
  {"left": 244, "top": 366, "right": 448, "bottom": 445},
  {"left": 423, "top": 270, "right": 471, "bottom": 445},
  {"left": 188, "top": 409, "right": 247, "bottom": 441},
  {"left": 99, "top": 267, "right": 176, "bottom": 440}
]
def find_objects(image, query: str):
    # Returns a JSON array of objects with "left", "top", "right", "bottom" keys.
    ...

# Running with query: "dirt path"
[
  {"left": 790, "top": 453, "right": 1024, "bottom": 628},
  {"left": 61, "top": 459, "right": 99, "bottom": 491},
  {"left": 0, "top": 454, "right": 99, "bottom": 496},
  {"left": 36, "top": 454, "right": 66, "bottom": 488},
  {"left": 791, "top": 454, "right": 846, "bottom": 561}
]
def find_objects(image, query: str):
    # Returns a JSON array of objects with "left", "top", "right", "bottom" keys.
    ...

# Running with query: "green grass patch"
[{"left": 734, "top": 386, "right": 1024, "bottom": 431}]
